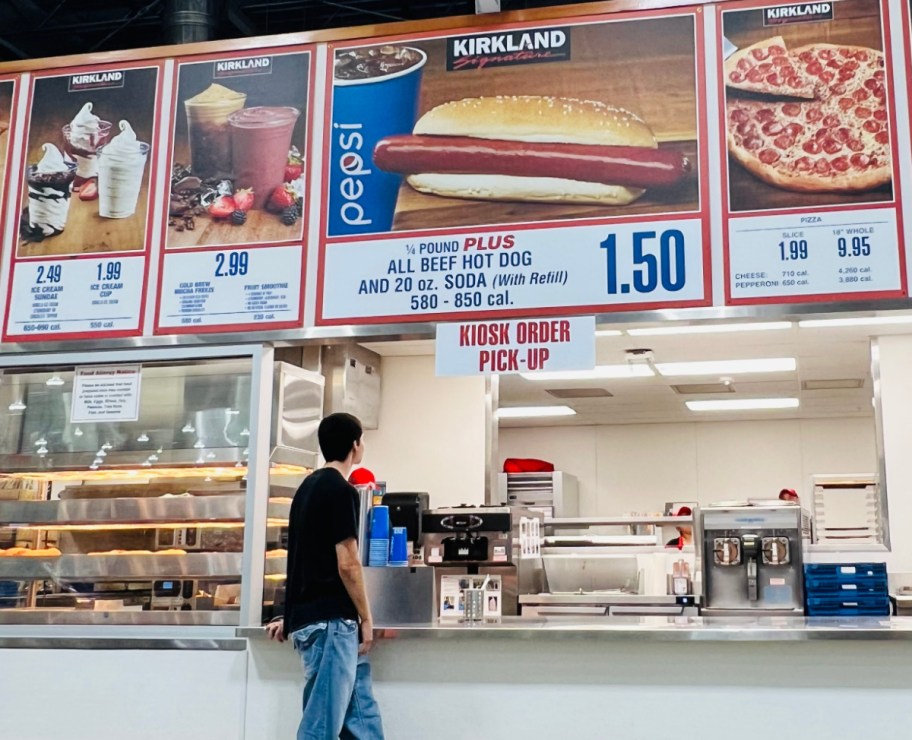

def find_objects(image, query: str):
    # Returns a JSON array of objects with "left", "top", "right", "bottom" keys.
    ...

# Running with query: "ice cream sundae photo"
[{"left": 16, "top": 65, "right": 159, "bottom": 257}]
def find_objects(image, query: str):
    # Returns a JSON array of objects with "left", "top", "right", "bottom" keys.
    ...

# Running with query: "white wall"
[
  {"left": 499, "top": 417, "right": 877, "bottom": 514},
  {"left": 365, "top": 355, "right": 486, "bottom": 508},
  {"left": 876, "top": 335, "right": 912, "bottom": 572}
]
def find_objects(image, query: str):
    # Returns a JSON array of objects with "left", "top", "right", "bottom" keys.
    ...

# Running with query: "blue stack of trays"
[
  {"left": 368, "top": 506, "right": 390, "bottom": 567},
  {"left": 804, "top": 563, "right": 890, "bottom": 616},
  {"left": 0, "top": 581, "right": 19, "bottom": 609}
]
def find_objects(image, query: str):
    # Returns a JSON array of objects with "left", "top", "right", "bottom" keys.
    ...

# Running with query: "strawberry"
[
  {"left": 208, "top": 195, "right": 236, "bottom": 219},
  {"left": 284, "top": 163, "right": 303, "bottom": 182},
  {"left": 78, "top": 180, "right": 98, "bottom": 201},
  {"left": 232, "top": 188, "right": 254, "bottom": 212},
  {"left": 267, "top": 185, "right": 296, "bottom": 213},
  {"left": 284, "top": 151, "right": 303, "bottom": 182}
]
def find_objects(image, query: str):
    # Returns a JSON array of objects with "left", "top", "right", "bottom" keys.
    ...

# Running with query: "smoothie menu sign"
[
  {"left": 316, "top": 11, "right": 713, "bottom": 325},
  {"left": 155, "top": 47, "right": 313, "bottom": 334},
  {"left": 3, "top": 61, "right": 163, "bottom": 341}
]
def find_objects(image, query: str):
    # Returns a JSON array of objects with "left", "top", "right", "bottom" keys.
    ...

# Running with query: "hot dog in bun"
[{"left": 373, "top": 95, "right": 691, "bottom": 206}]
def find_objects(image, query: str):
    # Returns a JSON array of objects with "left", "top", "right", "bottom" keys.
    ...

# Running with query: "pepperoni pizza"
[{"left": 726, "top": 39, "right": 890, "bottom": 193}]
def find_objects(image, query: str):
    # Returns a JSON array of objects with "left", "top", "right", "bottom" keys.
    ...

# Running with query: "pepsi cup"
[
  {"left": 370, "top": 505, "right": 391, "bottom": 542},
  {"left": 389, "top": 526, "right": 409, "bottom": 566},
  {"left": 328, "top": 45, "right": 427, "bottom": 237}
]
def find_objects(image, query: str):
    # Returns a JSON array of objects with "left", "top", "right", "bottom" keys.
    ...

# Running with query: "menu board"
[
  {"left": 154, "top": 47, "right": 313, "bottom": 334},
  {"left": 316, "top": 10, "right": 713, "bottom": 325},
  {"left": 0, "top": 77, "right": 18, "bottom": 256},
  {"left": 3, "top": 61, "right": 163, "bottom": 341},
  {"left": 719, "top": 0, "right": 906, "bottom": 305}
]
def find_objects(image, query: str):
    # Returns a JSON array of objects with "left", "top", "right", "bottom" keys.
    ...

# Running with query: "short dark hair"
[{"left": 318, "top": 413, "right": 363, "bottom": 462}]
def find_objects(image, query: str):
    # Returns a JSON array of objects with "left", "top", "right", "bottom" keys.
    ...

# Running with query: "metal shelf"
[
  {"left": 0, "top": 552, "right": 242, "bottom": 580},
  {"left": 546, "top": 516, "right": 693, "bottom": 527},
  {"left": 0, "top": 495, "right": 246, "bottom": 526}
]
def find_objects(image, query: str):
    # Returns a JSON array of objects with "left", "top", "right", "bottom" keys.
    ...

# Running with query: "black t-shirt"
[{"left": 283, "top": 468, "right": 360, "bottom": 636}]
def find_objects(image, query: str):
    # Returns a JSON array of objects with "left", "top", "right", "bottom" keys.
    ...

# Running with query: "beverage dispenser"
[{"left": 700, "top": 504, "right": 804, "bottom": 615}]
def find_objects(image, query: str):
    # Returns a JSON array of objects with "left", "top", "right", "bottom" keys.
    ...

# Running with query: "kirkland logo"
[
  {"left": 214, "top": 56, "right": 272, "bottom": 78},
  {"left": 68, "top": 71, "right": 125, "bottom": 92},
  {"left": 446, "top": 28, "right": 570, "bottom": 71},
  {"left": 763, "top": 2, "right": 834, "bottom": 25}
]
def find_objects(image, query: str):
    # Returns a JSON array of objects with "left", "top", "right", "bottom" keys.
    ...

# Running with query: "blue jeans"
[{"left": 291, "top": 619, "right": 385, "bottom": 740}]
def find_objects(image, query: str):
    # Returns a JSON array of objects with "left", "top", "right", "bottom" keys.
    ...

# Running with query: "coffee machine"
[{"left": 700, "top": 504, "right": 804, "bottom": 615}]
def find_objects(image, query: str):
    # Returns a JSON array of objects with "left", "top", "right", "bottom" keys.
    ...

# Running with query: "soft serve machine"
[{"left": 699, "top": 504, "right": 805, "bottom": 615}]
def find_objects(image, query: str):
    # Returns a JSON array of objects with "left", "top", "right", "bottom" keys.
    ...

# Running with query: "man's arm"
[{"left": 336, "top": 537, "right": 374, "bottom": 655}]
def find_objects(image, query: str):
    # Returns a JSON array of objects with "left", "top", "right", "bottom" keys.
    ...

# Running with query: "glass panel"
[{"left": 0, "top": 357, "right": 253, "bottom": 625}]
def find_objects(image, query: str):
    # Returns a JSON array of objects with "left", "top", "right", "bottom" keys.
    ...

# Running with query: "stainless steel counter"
[{"left": 240, "top": 615, "right": 912, "bottom": 641}]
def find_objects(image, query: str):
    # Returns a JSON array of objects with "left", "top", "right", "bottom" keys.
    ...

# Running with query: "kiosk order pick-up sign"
[{"left": 435, "top": 316, "right": 596, "bottom": 376}]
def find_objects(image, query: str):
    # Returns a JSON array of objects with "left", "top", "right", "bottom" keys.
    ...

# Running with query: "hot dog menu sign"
[{"left": 317, "top": 12, "right": 713, "bottom": 325}]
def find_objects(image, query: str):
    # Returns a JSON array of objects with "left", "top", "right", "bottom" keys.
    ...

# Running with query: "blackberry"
[
  {"left": 231, "top": 210, "right": 247, "bottom": 226},
  {"left": 281, "top": 206, "right": 298, "bottom": 226},
  {"left": 293, "top": 198, "right": 303, "bottom": 218}
]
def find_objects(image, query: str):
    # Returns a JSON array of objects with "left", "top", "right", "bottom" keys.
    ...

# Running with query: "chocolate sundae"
[
  {"left": 25, "top": 143, "right": 77, "bottom": 238},
  {"left": 62, "top": 102, "right": 112, "bottom": 188}
]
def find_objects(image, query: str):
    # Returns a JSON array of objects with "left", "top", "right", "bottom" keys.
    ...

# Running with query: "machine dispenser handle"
[{"left": 747, "top": 559, "right": 758, "bottom": 601}]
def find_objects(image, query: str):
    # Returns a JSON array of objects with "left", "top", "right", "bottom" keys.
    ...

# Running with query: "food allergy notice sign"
[
  {"left": 70, "top": 365, "right": 142, "bottom": 423},
  {"left": 436, "top": 315, "right": 595, "bottom": 376}
]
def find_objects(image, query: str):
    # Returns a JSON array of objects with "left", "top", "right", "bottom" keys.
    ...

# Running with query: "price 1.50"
[{"left": 600, "top": 229, "right": 686, "bottom": 296}]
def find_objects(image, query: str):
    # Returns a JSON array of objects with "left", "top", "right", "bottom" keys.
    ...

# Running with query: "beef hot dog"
[
  {"left": 372, "top": 95, "right": 693, "bottom": 206},
  {"left": 374, "top": 135, "right": 691, "bottom": 189}
]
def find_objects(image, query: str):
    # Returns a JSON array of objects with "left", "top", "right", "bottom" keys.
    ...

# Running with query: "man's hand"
[
  {"left": 265, "top": 619, "right": 285, "bottom": 643},
  {"left": 359, "top": 618, "right": 374, "bottom": 655}
]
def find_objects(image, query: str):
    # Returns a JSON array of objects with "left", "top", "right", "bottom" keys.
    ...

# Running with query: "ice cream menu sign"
[
  {"left": 154, "top": 48, "right": 313, "bottom": 334},
  {"left": 3, "top": 62, "right": 162, "bottom": 341},
  {"left": 316, "top": 11, "right": 713, "bottom": 325},
  {"left": 719, "top": 0, "right": 905, "bottom": 305}
]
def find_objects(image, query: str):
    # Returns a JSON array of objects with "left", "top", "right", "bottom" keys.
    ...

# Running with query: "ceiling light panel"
[
  {"left": 656, "top": 358, "right": 796, "bottom": 376},
  {"left": 798, "top": 316, "right": 912, "bottom": 328},
  {"left": 685, "top": 398, "right": 799, "bottom": 411},
  {"left": 520, "top": 364, "right": 654, "bottom": 381},
  {"left": 627, "top": 321, "right": 793, "bottom": 336},
  {"left": 497, "top": 405, "right": 577, "bottom": 419}
]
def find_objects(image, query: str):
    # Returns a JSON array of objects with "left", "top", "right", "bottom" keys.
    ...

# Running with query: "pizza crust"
[{"left": 727, "top": 130, "right": 891, "bottom": 193}]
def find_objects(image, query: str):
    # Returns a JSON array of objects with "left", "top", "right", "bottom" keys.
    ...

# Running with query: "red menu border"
[
  {"left": 152, "top": 45, "right": 316, "bottom": 336},
  {"left": 315, "top": 6, "right": 714, "bottom": 326},
  {"left": 2, "top": 58, "right": 166, "bottom": 342},
  {"left": 0, "top": 74, "right": 21, "bottom": 282},
  {"left": 717, "top": 0, "right": 907, "bottom": 306}
]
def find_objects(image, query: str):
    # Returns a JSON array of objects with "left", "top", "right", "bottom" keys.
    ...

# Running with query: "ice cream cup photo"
[
  {"left": 328, "top": 45, "right": 427, "bottom": 236},
  {"left": 96, "top": 119, "right": 150, "bottom": 219},
  {"left": 62, "top": 101, "right": 112, "bottom": 187},
  {"left": 184, "top": 83, "right": 247, "bottom": 180},
  {"left": 228, "top": 106, "right": 301, "bottom": 209},
  {"left": 27, "top": 143, "right": 77, "bottom": 236}
]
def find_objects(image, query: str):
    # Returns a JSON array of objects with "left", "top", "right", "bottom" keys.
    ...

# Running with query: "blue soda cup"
[
  {"left": 327, "top": 45, "right": 427, "bottom": 237},
  {"left": 389, "top": 526, "right": 408, "bottom": 566},
  {"left": 370, "top": 505, "right": 390, "bottom": 541}
]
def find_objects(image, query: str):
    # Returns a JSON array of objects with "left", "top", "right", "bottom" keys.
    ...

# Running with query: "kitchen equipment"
[
  {"left": 497, "top": 471, "right": 578, "bottom": 517},
  {"left": 423, "top": 505, "right": 544, "bottom": 616},
  {"left": 700, "top": 504, "right": 804, "bottom": 615},
  {"left": 383, "top": 492, "right": 429, "bottom": 550}
]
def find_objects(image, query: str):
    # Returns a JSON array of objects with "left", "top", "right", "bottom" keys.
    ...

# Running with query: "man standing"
[{"left": 266, "top": 412, "right": 385, "bottom": 740}]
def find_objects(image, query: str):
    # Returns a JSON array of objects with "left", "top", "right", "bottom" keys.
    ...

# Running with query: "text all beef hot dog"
[
  {"left": 371, "top": 95, "right": 694, "bottom": 206},
  {"left": 374, "top": 135, "right": 691, "bottom": 189}
]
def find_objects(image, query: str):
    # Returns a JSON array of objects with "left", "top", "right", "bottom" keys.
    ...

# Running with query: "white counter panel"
[
  {"left": 245, "top": 634, "right": 912, "bottom": 740},
  {"left": 0, "top": 649, "right": 248, "bottom": 740}
]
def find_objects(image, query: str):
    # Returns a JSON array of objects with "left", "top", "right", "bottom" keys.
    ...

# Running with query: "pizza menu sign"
[
  {"left": 0, "top": 0, "right": 910, "bottom": 344},
  {"left": 720, "top": 0, "right": 905, "bottom": 306}
]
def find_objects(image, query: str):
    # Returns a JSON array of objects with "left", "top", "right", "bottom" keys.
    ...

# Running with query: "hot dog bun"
[
  {"left": 407, "top": 174, "right": 644, "bottom": 206},
  {"left": 408, "top": 96, "right": 657, "bottom": 205}
]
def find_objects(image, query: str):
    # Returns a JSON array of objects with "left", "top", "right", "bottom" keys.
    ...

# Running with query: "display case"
[{"left": 0, "top": 347, "right": 321, "bottom": 631}]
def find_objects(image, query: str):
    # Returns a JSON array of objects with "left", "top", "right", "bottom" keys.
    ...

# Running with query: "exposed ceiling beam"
[{"left": 227, "top": 0, "right": 259, "bottom": 36}]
